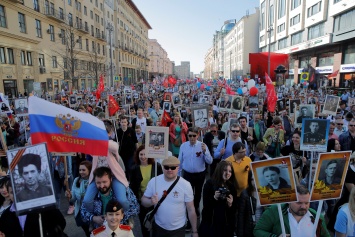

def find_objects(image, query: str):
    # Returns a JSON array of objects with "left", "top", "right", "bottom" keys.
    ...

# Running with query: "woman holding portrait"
[{"left": 169, "top": 112, "right": 188, "bottom": 157}]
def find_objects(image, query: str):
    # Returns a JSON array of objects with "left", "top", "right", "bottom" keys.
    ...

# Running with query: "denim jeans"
[{"left": 82, "top": 177, "right": 129, "bottom": 212}]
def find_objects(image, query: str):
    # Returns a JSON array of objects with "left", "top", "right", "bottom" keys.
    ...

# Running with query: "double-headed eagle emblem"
[{"left": 55, "top": 114, "right": 81, "bottom": 136}]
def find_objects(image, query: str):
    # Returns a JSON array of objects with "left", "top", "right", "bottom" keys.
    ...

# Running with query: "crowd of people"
[{"left": 0, "top": 78, "right": 354, "bottom": 237}]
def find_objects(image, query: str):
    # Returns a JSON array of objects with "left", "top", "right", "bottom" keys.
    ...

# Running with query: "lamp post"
[
  {"left": 106, "top": 22, "right": 114, "bottom": 88},
  {"left": 267, "top": 25, "right": 273, "bottom": 77}
]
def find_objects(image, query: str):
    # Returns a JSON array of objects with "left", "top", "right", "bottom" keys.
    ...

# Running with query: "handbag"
[
  {"left": 173, "top": 136, "right": 181, "bottom": 147},
  {"left": 143, "top": 176, "right": 180, "bottom": 230}
]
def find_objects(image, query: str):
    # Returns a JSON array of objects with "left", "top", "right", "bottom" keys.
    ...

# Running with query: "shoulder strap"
[{"left": 148, "top": 176, "right": 180, "bottom": 219}]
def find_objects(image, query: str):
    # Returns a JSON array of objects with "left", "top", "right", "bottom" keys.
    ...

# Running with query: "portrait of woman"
[
  {"left": 262, "top": 166, "right": 290, "bottom": 191},
  {"left": 232, "top": 96, "right": 243, "bottom": 111}
]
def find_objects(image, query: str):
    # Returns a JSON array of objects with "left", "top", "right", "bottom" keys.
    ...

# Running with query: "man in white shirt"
[
  {"left": 132, "top": 108, "right": 148, "bottom": 133},
  {"left": 334, "top": 119, "right": 347, "bottom": 137}
]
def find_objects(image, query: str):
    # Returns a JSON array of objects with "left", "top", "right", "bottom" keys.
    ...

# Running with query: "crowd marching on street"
[{"left": 1, "top": 75, "right": 355, "bottom": 237}]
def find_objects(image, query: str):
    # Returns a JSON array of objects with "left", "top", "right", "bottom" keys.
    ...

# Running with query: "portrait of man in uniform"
[
  {"left": 318, "top": 160, "right": 342, "bottom": 186},
  {"left": 16, "top": 153, "right": 53, "bottom": 202},
  {"left": 296, "top": 106, "right": 313, "bottom": 124},
  {"left": 220, "top": 95, "right": 231, "bottom": 109},
  {"left": 323, "top": 95, "right": 340, "bottom": 115},
  {"left": 303, "top": 120, "right": 327, "bottom": 145},
  {"left": 193, "top": 109, "right": 208, "bottom": 128},
  {"left": 289, "top": 99, "right": 300, "bottom": 114},
  {"left": 15, "top": 99, "right": 28, "bottom": 115}
]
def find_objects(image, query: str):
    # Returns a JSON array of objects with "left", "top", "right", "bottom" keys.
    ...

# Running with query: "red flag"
[
  {"left": 96, "top": 75, "right": 105, "bottom": 99},
  {"left": 265, "top": 72, "right": 277, "bottom": 112},
  {"left": 161, "top": 110, "right": 172, "bottom": 127},
  {"left": 108, "top": 95, "right": 119, "bottom": 116}
]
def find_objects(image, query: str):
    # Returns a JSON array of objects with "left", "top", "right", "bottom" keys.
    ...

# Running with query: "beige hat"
[{"left": 162, "top": 156, "right": 180, "bottom": 166}]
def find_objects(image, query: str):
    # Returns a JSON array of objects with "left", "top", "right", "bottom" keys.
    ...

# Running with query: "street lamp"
[
  {"left": 106, "top": 22, "right": 114, "bottom": 88},
  {"left": 267, "top": 25, "right": 273, "bottom": 77}
]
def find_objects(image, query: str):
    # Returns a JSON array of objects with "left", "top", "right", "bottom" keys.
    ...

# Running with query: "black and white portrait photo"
[
  {"left": 277, "top": 99, "right": 286, "bottom": 111},
  {"left": 193, "top": 106, "right": 208, "bottom": 129},
  {"left": 257, "top": 165, "right": 291, "bottom": 192},
  {"left": 172, "top": 93, "right": 181, "bottom": 107},
  {"left": 317, "top": 159, "right": 345, "bottom": 186},
  {"left": 289, "top": 99, "right": 301, "bottom": 114},
  {"left": 219, "top": 94, "right": 232, "bottom": 109},
  {"left": 133, "top": 92, "right": 139, "bottom": 99},
  {"left": 0, "top": 102, "right": 9, "bottom": 113},
  {"left": 301, "top": 119, "right": 329, "bottom": 151},
  {"left": 14, "top": 99, "right": 28, "bottom": 116},
  {"left": 232, "top": 96, "right": 243, "bottom": 111},
  {"left": 296, "top": 105, "right": 315, "bottom": 124},
  {"left": 248, "top": 96, "right": 258, "bottom": 109},
  {"left": 163, "top": 102, "right": 171, "bottom": 112},
  {"left": 323, "top": 95, "right": 340, "bottom": 115},
  {"left": 192, "top": 94, "right": 199, "bottom": 102},
  {"left": 7, "top": 143, "right": 56, "bottom": 214},
  {"left": 125, "top": 93, "right": 132, "bottom": 104},
  {"left": 149, "top": 132, "right": 165, "bottom": 147}
]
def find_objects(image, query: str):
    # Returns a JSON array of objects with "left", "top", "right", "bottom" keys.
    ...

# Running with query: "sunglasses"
[
  {"left": 231, "top": 130, "right": 240, "bottom": 133},
  {"left": 349, "top": 125, "right": 355, "bottom": 127},
  {"left": 163, "top": 166, "right": 177, "bottom": 170},
  {"left": 211, "top": 130, "right": 217, "bottom": 133},
  {"left": 337, "top": 123, "right": 344, "bottom": 125},
  {"left": 188, "top": 134, "right": 197, "bottom": 137}
]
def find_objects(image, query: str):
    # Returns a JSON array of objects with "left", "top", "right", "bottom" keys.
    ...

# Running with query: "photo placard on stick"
[
  {"left": 145, "top": 126, "right": 169, "bottom": 159},
  {"left": 191, "top": 105, "right": 209, "bottom": 129},
  {"left": 14, "top": 98, "right": 29, "bottom": 116},
  {"left": 310, "top": 151, "right": 351, "bottom": 201},
  {"left": 295, "top": 104, "right": 315, "bottom": 125},
  {"left": 7, "top": 143, "right": 56, "bottom": 215},
  {"left": 231, "top": 96, "right": 244, "bottom": 112},
  {"left": 251, "top": 157, "right": 297, "bottom": 206},
  {"left": 300, "top": 119, "right": 329, "bottom": 152},
  {"left": 322, "top": 95, "right": 340, "bottom": 116}
]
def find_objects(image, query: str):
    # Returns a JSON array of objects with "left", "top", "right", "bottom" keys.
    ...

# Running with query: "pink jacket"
[
  {"left": 89, "top": 140, "right": 129, "bottom": 187},
  {"left": 169, "top": 122, "right": 188, "bottom": 143}
]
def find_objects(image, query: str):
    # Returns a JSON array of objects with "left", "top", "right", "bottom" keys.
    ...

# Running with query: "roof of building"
[{"left": 125, "top": 0, "right": 152, "bottom": 30}]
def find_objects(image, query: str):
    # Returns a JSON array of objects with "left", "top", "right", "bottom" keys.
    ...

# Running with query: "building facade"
[
  {"left": 148, "top": 39, "right": 173, "bottom": 79},
  {"left": 259, "top": 0, "right": 355, "bottom": 87},
  {"left": 224, "top": 9, "right": 260, "bottom": 80},
  {"left": 174, "top": 61, "right": 190, "bottom": 79}
]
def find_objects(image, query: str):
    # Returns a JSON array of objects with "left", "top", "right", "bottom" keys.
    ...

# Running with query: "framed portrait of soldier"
[
  {"left": 133, "top": 92, "right": 139, "bottom": 99},
  {"left": 219, "top": 94, "right": 232, "bottom": 111},
  {"left": 192, "top": 105, "right": 209, "bottom": 129},
  {"left": 231, "top": 96, "right": 244, "bottom": 112},
  {"left": 277, "top": 99, "right": 286, "bottom": 112},
  {"left": 250, "top": 157, "right": 297, "bottom": 206},
  {"left": 14, "top": 98, "right": 29, "bottom": 117},
  {"left": 322, "top": 95, "right": 340, "bottom": 116},
  {"left": 348, "top": 98, "right": 355, "bottom": 108},
  {"left": 295, "top": 104, "right": 315, "bottom": 125},
  {"left": 249, "top": 96, "right": 258, "bottom": 110},
  {"left": 163, "top": 102, "right": 171, "bottom": 112},
  {"left": 145, "top": 126, "right": 169, "bottom": 159},
  {"left": 69, "top": 95, "right": 77, "bottom": 108},
  {"left": 310, "top": 151, "right": 351, "bottom": 201},
  {"left": 172, "top": 93, "right": 181, "bottom": 107},
  {"left": 289, "top": 99, "right": 301, "bottom": 114},
  {"left": 163, "top": 92, "right": 172, "bottom": 102},
  {"left": 300, "top": 119, "right": 329, "bottom": 152},
  {"left": 192, "top": 93, "right": 199, "bottom": 103},
  {"left": 125, "top": 92, "right": 132, "bottom": 105},
  {"left": 7, "top": 143, "right": 56, "bottom": 215}
]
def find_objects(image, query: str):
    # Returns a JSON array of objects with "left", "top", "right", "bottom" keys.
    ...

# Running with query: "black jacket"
[
  {"left": 129, "top": 162, "right": 163, "bottom": 198},
  {"left": 203, "top": 131, "right": 226, "bottom": 156},
  {"left": 237, "top": 189, "right": 257, "bottom": 237}
]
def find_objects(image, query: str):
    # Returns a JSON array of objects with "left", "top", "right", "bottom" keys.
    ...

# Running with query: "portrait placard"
[
  {"left": 172, "top": 93, "right": 181, "bottom": 107},
  {"left": 251, "top": 157, "right": 297, "bottom": 206},
  {"left": 231, "top": 96, "right": 244, "bottom": 112},
  {"left": 322, "top": 95, "right": 340, "bottom": 116},
  {"left": 14, "top": 98, "right": 29, "bottom": 116},
  {"left": 310, "top": 151, "right": 350, "bottom": 201},
  {"left": 295, "top": 104, "right": 315, "bottom": 125},
  {"left": 191, "top": 105, "right": 209, "bottom": 129},
  {"left": 277, "top": 99, "right": 286, "bottom": 111},
  {"left": 300, "top": 119, "right": 329, "bottom": 152},
  {"left": 125, "top": 92, "right": 132, "bottom": 105},
  {"left": 248, "top": 96, "right": 258, "bottom": 110},
  {"left": 7, "top": 143, "right": 56, "bottom": 215},
  {"left": 219, "top": 94, "right": 233, "bottom": 111},
  {"left": 163, "top": 102, "right": 171, "bottom": 112},
  {"left": 348, "top": 97, "right": 355, "bottom": 108},
  {"left": 69, "top": 95, "right": 77, "bottom": 108},
  {"left": 144, "top": 126, "right": 169, "bottom": 159},
  {"left": 163, "top": 92, "right": 172, "bottom": 102}
]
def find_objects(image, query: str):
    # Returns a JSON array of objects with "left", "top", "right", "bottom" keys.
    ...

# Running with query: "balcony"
[
  {"left": 45, "top": 9, "right": 65, "bottom": 23},
  {"left": 95, "top": 33, "right": 106, "bottom": 42},
  {"left": 8, "top": 0, "right": 24, "bottom": 3},
  {"left": 76, "top": 23, "right": 89, "bottom": 34}
]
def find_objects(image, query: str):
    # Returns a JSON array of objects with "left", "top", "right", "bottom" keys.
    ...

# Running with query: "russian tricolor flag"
[{"left": 29, "top": 96, "right": 108, "bottom": 156}]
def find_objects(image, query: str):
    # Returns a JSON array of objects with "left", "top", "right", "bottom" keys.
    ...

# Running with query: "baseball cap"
[{"left": 162, "top": 156, "right": 180, "bottom": 166}]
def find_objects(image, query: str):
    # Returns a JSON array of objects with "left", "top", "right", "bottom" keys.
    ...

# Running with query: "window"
[
  {"left": 20, "top": 51, "right": 26, "bottom": 65},
  {"left": 308, "top": 22, "right": 324, "bottom": 40},
  {"left": 18, "top": 13, "right": 26, "bottom": 33},
  {"left": 308, "top": 1, "right": 322, "bottom": 18},
  {"left": 334, "top": 0, "right": 342, "bottom": 3},
  {"left": 269, "top": 5, "right": 274, "bottom": 26},
  {"left": 86, "top": 39, "right": 89, "bottom": 51},
  {"left": 52, "top": 56, "right": 57, "bottom": 68},
  {"left": 27, "top": 52, "right": 32, "bottom": 65},
  {"left": 95, "top": 14, "right": 99, "bottom": 23},
  {"left": 317, "top": 52, "right": 334, "bottom": 66},
  {"left": 270, "top": 43, "right": 276, "bottom": 52},
  {"left": 291, "top": 31, "right": 303, "bottom": 45},
  {"left": 95, "top": 0, "right": 98, "bottom": 7},
  {"left": 299, "top": 57, "right": 310, "bottom": 68},
  {"left": 97, "top": 43, "right": 100, "bottom": 54},
  {"left": 77, "top": 2, "right": 81, "bottom": 12},
  {"left": 291, "top": 0, "right": 301, "bottom": 10},
  {"left": 277, "top": 23, "right": 285, "bottom": 33},
  {"left": 50, "top": 2, "right": 54, "bottom": 14},
  {"left": 7, "top": 48, "right": 14, "bottom": 64},
  {"left": 0, "top": 5, "right": 6, "bottom": 28},
  {"left": 260, "top": 35, "right": 265, "bottom": 42},
  {"left": 334, "top": 8, "right": 355, "bottom": 33},
  {"left": 278, "top": 0, "right": 286, "bottom": 19},
  {"left": 84, "top": 6, "right": 87, "bottom": 15},
  {"left": 0, "top": 47, "right": 5, "bottom": 64},
  {"left": 59, "top": 8, "right": 64, "bottom": 20},
  {"left": 68, "top": 0, "right": 71, "bottom": 5},
  {"left": 35, "top": 19, "right": 42, "bottom": 37},
  {"left": 39, "top": 54, "right": 45, "bottom": 66},
  {"left": 260, "top": 1, "right": 265, "bottom": 30},
  {"left": 278, "top": 38, "right": 287, "bottom": 49},
  {"left": 344, "top": 44, "right": 355, "bottom": 64},
  {"left": 60, "top": 29, "right": 65, "bottom": 45},
  {"left": 49, "top": 25, "right": 55, "bottom": 41},
  {"left": 68, "top": 13, "right": 73, "bottom": 26},
  {"left": 90, "top": 11, "right": 93, "bottom": 19},
  {"left": 290, "top": 14, "right": 300, "bottom": 26},
  {"left": 44, "top": 0, "right": 49, "bottom": 13},
  {"left": 91, "top": 25, "right": 94, "bottom": 36},
  {"left": 33, "top": 0, "right": 40, "bottom": 12},
  {"left": 92, "top": 41, "right": 95, "bottom": 51},
  {"left": 103, "top": 45, "right": 105, "bottom": 55},
  {"left": 78, "top": 36, "right": 82, "bottom": 49}
]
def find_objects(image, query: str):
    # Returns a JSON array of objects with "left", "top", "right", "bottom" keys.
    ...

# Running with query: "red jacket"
[{"left": 169, "top": 122, "right": 188, "bottom": 143}]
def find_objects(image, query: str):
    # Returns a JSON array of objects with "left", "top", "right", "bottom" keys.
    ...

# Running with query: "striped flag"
[{"left": 29, "top": 96, "right": 108, "bottom": 155}]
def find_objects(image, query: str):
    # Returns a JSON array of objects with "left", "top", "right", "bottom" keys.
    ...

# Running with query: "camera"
[{"left": 218, "top": 187, "right": 230, "bottom": 200}]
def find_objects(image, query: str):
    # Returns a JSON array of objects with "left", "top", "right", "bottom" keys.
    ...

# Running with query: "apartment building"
[
  {"left": 259, "top": 0, "right": 355, "bottom": 87},
  {"left": 204, "top": 47, "right": 213, "bottom": 80},
  {"left": 174, "top": 61, "right": 191, "bottom": 79},
  {"left": 148, "top": 39, "right": 173, "bottom": 79}
]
